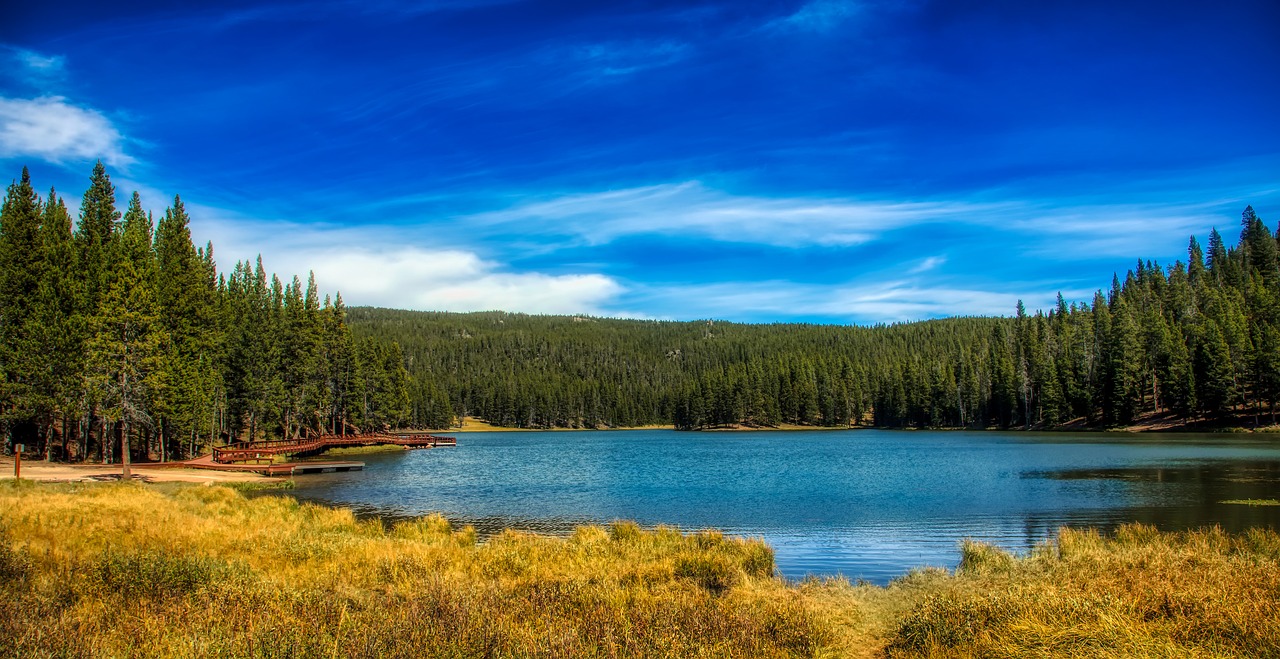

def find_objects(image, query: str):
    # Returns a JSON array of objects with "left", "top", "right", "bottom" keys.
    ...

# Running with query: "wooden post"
[{"left": 13, "top": 444, "right": 23, "bottom": 479}]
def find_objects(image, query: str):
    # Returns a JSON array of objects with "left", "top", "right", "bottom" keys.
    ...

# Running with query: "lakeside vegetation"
[
  {"left": 1, "top": 480, "right": 1277, "bottom": 657},
  {"left": 352, "top": 205, "right": 1280, "bottom": 432}
]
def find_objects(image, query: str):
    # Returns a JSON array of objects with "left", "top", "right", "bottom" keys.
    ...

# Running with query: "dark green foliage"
[
  {"left": 0, "top": 168, "right": 46, "bottom": 441},
  {"left": 0, "top": 165, "right": 418, "bottom": 460}
]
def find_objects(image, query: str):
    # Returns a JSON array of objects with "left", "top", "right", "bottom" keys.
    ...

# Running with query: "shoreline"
[{"left": 432, "top": 414, "right": 1280, "bottom": 435}]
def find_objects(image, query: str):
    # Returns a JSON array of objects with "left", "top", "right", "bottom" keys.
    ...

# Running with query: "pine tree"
[
  {"left": 88, "top": 192, "right": 163, "bottom": 478},
  {"left": 153, "top": 195, "right": 207, "bottom": 457},
  {"left": 75, "top": 162, "right": 120, "bottom": 459},
  {"left": 0, "top": 168, "right": 45, "bottom": 449},
  {"left": 34, "top": 188, "right": 83, "bottom": 459}
]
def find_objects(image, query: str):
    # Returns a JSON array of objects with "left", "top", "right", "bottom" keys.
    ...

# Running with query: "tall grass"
[
  {"left": 885, "top": 526, "right": 1280, "bottom": 657},
  {"left": 1, "top": 480, "right": 1277, "bottom": 657},
  {"left": 0, "top": 481, "right": 826, "bottom": 657}
]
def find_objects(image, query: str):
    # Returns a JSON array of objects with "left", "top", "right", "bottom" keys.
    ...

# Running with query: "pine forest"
[
  {"left": 2, "top": 164, "right": 1279, "bottom": 464},
  {"left": 0, "top": 165, "right": 412, "bottom": 462}
]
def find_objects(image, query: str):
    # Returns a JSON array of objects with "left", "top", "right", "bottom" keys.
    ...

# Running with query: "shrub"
[
  {"left": 674, "top": 552, "right": 740, "bottom": 594},
  {"left": 94, "top": 549, "right": 247, "bottom": 599}
]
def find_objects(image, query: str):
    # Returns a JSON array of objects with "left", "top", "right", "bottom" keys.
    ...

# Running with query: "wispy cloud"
[
  {"left": 464, "top": 180, "right": 1236, "bottom": 259},
  {"left": 469, "top": 181, "right": 990, "bottom": 248},
  {"left": 0, "top": 96, "right": 133, "bottom": 167},
  {"left": 768, "top": 0, "right": 862, "bottom": 32},
  {"left": 11, "top": 48, "right": 65, "bottom": 75},
  {"left": 630, "top": 277, "right": 1088, "bottom": 324},
  {"left": 908, "top": 255, "right": 945, "bottom": 274},
  {"left": 565, "top": 40, "right": 692, "bottom": 79},
  {"left": 1, "top": 45, "right": 67, "bottom": 91}
]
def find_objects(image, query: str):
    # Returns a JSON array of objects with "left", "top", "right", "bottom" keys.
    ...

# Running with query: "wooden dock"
[
  {"left": 149, "top": 454, "right": 367, "bottom": 476},
  {"left": 211, "top": 432, "right": 455, "bottom": 464},
  {"left": 130, "top": 432, "right": 458, "bottom": 476}
]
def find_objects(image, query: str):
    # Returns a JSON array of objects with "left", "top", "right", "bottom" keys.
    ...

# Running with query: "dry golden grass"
[
  {"left": 0, "top": 480, "right": 827, "bottom": 658},
  {"left": 883, "top": 527, "right": 1280, "bottom": 658},
  {"left": 1, "top": 480, "right": 1277, "bottom": 658}
]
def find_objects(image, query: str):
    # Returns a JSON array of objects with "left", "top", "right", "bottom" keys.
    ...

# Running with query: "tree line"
[
  {"left": 5, "top": 162, "right": 1276, "bottom": 451},
  {"left": 350, "top": 207, "right": 1280, "bottom": 431},
  {"left": 0, "top": 164, "right": 412, "bottom": 463}
]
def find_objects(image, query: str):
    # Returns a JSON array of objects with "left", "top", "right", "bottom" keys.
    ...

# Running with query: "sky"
[{"left": 1, "top": 0, "right": 1277, "bottom": 324}]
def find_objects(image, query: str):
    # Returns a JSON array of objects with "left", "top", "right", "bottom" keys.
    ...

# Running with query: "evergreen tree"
[
  {"left": 34, "top": 188, "right": 83, "bottom": 459},
  {"left": 88, "top": 193, "right": 164, "bottom": 478},
  {"left": 0, "top": 168, "right": 45, "bottom": 448}
]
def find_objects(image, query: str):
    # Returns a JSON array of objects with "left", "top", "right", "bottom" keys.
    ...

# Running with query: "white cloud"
[
  {"left": 1010, "top": 205, "right": 1216, "bottom": 259},
  {"left": 14, "top": 49, "right": 65, "bottom": 74},
  {"left": 771, "top": 0, "right": 862, "bottom": 32},
  {"left": 2, "top": 45, "right": 66, "bottom": 85},
  {"left": 291, "top": 247, "right": 622, "bottom": 314},
  {"left": 0, "top": 96, "right": 132, "bottom": 167},
  {"left": 175, "top": 204, "right": 625, "bottom": 315},
  {"left": 634, "top": 278, "right": 1083, "bottom": 324},
  {"left": 465, "top": 180, "right": 1234, "bottom": 260},
  {"left": 471, "top": 181, "right": 990, "bottom": 248},
  {"left": 567, "top": 40, "right": 692, "bottom": 79},
  {"left": 908, "top": 255, "right": 945, "bottom": 274}
]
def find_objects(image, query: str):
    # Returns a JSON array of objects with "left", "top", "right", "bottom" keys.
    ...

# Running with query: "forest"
[
  {"left": 0, "top": 165, "right": 412, "bottom": 462},
  {"left": 2, "top": 163, "right": 1278, "bottom": 464},
  {"left": 350, "top": 211, "right": 1280, "bottom": 432}
]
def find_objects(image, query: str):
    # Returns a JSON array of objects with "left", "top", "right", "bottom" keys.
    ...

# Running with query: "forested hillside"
[
  {"left": 0, "top": 165, "right": 412, "bottom": 462},
  {"left": 351, "top": 207, "right": 1280, "bottom": 432}
]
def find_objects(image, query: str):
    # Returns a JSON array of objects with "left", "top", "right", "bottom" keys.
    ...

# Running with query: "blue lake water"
[{"left": 281, "top": 429, "right": 1280, "bottom": 584}]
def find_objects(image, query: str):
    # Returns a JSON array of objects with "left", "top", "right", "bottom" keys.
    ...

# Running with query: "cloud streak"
[
  {"left": 628, "top": 277, "right": 1089, "bottom": 324},
  {"left": 771, "top": 0, "right": 863, "bottom": 32},
  {"left": 464, "top": 181, "right": 1231, "bottom": 259},
  {"left": 469, "top": 181, "right": 992, "bottom": 248}
]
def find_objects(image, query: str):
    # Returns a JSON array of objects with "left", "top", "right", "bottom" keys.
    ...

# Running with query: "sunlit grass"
[
  {"left": 883, "top": 525, "right": 1280, "bottom": 657},
  {"left": 1, "top": 480, "right": 1277, "bottom": 657},
  {"left": 0, "top": 480, "right": 827, "bottom": 657}
]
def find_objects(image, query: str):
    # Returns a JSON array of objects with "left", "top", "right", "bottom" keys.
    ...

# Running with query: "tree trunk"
[{"left": 121, "top": 420, "right": 131, "bottom": 480}]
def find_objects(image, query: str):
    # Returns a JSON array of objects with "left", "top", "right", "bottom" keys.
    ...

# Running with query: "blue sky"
[{"left": 1, "top": 0, "right": 1277, "bottom": 323}]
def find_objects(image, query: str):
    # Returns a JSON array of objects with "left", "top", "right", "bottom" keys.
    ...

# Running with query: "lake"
[{"left": 280, "top": 429, "right": 1280, "bottom": 584}]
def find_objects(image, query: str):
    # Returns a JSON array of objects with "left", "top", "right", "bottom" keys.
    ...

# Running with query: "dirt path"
[{"left": 0, "top": 457, "right": 278, "bottom": 484}]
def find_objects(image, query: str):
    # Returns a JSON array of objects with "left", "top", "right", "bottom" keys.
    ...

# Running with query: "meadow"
[{"left": 0, "top": 480, "right": 1276, "bottom": 658}]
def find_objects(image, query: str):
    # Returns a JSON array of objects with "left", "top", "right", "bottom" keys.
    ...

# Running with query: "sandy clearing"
[{"left": 0, "top": 457, "right": 278, "bottom": 484}]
